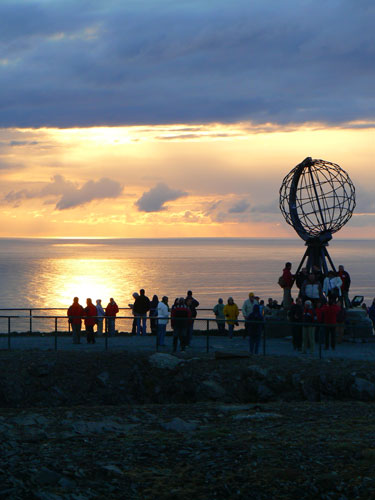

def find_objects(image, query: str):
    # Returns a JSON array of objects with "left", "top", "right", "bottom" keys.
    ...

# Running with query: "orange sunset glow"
[{"left": 0, "top": 122, "right": 374, "bottom": 239}]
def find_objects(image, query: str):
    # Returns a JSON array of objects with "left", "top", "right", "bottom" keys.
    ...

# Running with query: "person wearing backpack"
[{"left": 323, "top": 271, "right": 343, "bottom": 302}]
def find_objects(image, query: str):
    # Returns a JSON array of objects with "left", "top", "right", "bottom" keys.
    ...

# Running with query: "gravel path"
[{"left": 1, "top": 332, "right": 375, "bottom": 361}]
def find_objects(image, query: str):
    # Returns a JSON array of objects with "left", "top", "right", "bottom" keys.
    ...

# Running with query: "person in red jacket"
[
  {"left": 85, "top": 298, "right": 97, "bottom": 344},
  {"left": 171, "top": 298, "right": 191, "bottom": 352},
  {"left": 282, "top": 262, "right": 294, "bottom": 311},
  {"left": 338, "top": 264, "right": 351, "bottom": 308},
  {"left": 67, "top": 297, "right": 84, "bottom": 344},
  {"left": 105, "top": 298, "right": 119, "bottom": 336},
  {"left": 322, "top": 297, "right": 340, "bottom": 350},
  {"left": 314, "top": 300, "right": 324, "bottom": 347}
]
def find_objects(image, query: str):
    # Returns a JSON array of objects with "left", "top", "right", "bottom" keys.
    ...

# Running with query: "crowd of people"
[
  {"left": 280, "top": 262, "right": 352, "bottom": 354},
  {"left": 67, "top": 261, "right": 372, "bottom": 355},
  {"left": 67, "top": 297, "right": 119, "bottom": 345},
  {"left": 67, "top": 290, "right": 199, "bottom": 352}
]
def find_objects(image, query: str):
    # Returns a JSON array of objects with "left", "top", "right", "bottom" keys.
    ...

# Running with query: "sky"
[{"left": 0, "top": 0, "right": 374, "bottom": 239}]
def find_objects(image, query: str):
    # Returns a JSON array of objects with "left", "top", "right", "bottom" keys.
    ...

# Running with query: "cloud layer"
[
  {"left": 4, "top": 175, "right": 123, "bottom": 210},
  {"left": 135, "top": 183, "right": 187, "bottom": 212},
  {"left": 0, "top": 1, "right": 374, "bottom": 127}
]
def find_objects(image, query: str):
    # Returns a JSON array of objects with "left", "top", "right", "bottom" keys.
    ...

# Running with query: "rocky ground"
[{"left": 2, "top": 351, "right": 375, "bottom": 499}]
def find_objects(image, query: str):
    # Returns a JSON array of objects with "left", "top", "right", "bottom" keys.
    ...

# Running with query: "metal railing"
[
  {"left": 0, "top": 307, "right": 220, "bottom": 334},
  {"left": 0, "top": 313, "right": 363, "bottom": 359}
]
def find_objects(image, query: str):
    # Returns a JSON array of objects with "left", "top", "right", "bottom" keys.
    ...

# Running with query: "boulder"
[
  {"left": 255, "top": 382, "right": 274, "bottom": 401},
  {"left": 162, "top": 417, "right": 197, "bottom": 433},
  {"left": 27, "top": 362, "right": 55, "bottom": 377},
  {"left": 350, "top": 377, "right": 375, "bottom": 400},
  {"left": 33, "top": 468, "right": 61, "bottom": 486},
  {"left": 199, "top": 379, "right": 226, "bottom": 400},
  {"left": 233, "top": 412, "right": 282, "bottom": 420},
  {"left": 247, "top": 365, "right": 270, "bottom": 379},
  {"left": 97, "top": 371, "right": 110, "bottom": 385},
  {"left": 148, "top": 353, "right": 184, "bottom": 370},
  {"left": 71, "top": 418, "right": 136, "bottom": 435}
]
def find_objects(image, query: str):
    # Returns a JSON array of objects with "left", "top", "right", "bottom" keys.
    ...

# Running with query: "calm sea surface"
[{"left": 0, "top": 238, "right": 373, "bottom": 311}]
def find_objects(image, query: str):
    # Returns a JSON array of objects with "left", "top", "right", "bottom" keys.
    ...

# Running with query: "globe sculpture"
[{"left": 279, "top": 157, "right": 356, "bottom": 275}]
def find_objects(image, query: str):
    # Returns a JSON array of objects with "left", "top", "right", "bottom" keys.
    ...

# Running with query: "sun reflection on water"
[{"left": 36, "top": 258, "right": 144, "bottom": 308}]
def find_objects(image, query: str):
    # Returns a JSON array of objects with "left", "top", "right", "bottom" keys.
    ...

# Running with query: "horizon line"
[{"left": 0, "top": 236, "right": 374, "bottom": 241}]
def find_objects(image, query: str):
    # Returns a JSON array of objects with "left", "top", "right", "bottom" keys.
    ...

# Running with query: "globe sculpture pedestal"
[
  {"left": 296, "top": 238, "right": 336, "bottom": 277},
  {"left": 279, "top": 157, "right": 356, "bottom": 276}
]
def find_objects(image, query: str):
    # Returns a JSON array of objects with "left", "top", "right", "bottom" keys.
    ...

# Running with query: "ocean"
[{"left": 0, "top": 237, "right": 373, "bottom": 311}]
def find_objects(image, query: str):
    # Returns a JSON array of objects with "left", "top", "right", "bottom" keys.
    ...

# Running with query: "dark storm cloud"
[
  {"left": 0, "top": 0, "right": 374, "bottom": 127},
  {"left": 3, "top": 175, "right": 123, "bottom": 209},
  {"left": 135, "top": 183, "right": 187, "bottom": 212}
]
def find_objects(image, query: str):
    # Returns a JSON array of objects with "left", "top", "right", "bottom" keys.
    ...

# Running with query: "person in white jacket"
[
  {"left": 323, "top": 271, "right": 343, "bottom": 301},
  {"left": 96, "top": 299, "right": 105, "bottom": 335},
  {"left": 156, "top": 296, "right": 169, "bottom": 347},
  {"left": 242, "top": 293, "right": 258, "bottom": 319}
]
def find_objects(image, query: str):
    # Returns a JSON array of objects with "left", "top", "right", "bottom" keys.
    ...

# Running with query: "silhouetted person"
[
  {"left": 134, "top": 289, "right": 150, "bottom": 335},
  {"left": 312, "top": 265, "right": 324, "bottom": 285},
  {"left": 288, "top": 297, "right": 303, "bottom": 351},
  {"left": 295, "top": 267, "right": 308, "bottom": 293},
  {"left": 171, "top": 297, "right": 191, "bottom": 352},
  {"left": 213, "top": 298, "right": 226, "bottom": 334},
  {"left": 149, "top": 295, "right": 159, "bottom": 335},
  {"left": 301, "top": 273, "right": 323, "bottom": 305},
  {"left": 281, "top": 262, "right": 294, "bottom": 310},
  {"left": 67, "top": 297, "right": 84, "bottom": 344},
  {"left": 338, "top": 264, "right": 351, "bottom": 308},
  {"left": 96, "top": 299, "right": 105, "bottom": 335},
  {"left": 85, "top": 298, "right": 97, "bottom": 344},
  {"left": 185, "top": 290, "right": 199, "bottom": 346},
  {"left": 105, "top": 298, "right": 119, "bottom": 336},
  {"left": 302, "top": 300, "right": 316, "bottom": 354},
  {"left": 224, "top": 297, "right": 239, "bottom": 339},
  {"left": 157, "top": 296, "right": 169, "bottom": 347},
  {"left": 322, "top": 297, "right": 340, "bottom": 350},
  {"left": 323, "top": 271, "right": 342, "bottom": 302},
  {"left": 129, "top": 292, "right": 139, "bottom": 335},
  {"left": 242, "top": 292, "right": 258, "bottom": 338},
  {"left": 247, "top": 304, "right": 264, "bottom": 354}
]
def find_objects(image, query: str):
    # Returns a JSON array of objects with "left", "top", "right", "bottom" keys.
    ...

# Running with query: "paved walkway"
[{"left": 1, "top": 333, "right": 375, "bottom": 361}]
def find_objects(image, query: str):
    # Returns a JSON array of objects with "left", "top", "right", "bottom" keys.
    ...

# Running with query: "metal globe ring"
[{"left": 279, "top": 157, "right": 356, "bottom": 242}]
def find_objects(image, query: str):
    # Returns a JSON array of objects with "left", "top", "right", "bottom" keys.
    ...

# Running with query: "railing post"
[
  {"left": 319, "top": 324, "right": 322, "bottom": 359},
  {"left": 29, "top": 309, "right": 32, "bottom": 333},
  {"left": 105, "top": 319, "right": 108, "bottom": 351},
  {"left": 263, "top": 320, "right": 266, "bottom": 356},
  {"left": 8, "top": 317, "right": 11, "bottom": 350},
  {"left": 248, "top": 320, "right": 251, "bottom": 354},
  {"left": 156, "top": 320, "right": 159, "bottom": 352},
  {"left": 55, "top": 317, "right": 58, "bottom": 351},
  {"left": 206, "top": 319, "right": 210, "bottom": 353}
]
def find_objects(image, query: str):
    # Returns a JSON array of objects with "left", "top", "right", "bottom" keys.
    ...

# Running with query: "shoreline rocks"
[{"left": 1, "top": 350, "right": 375, "bottom": 407}]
